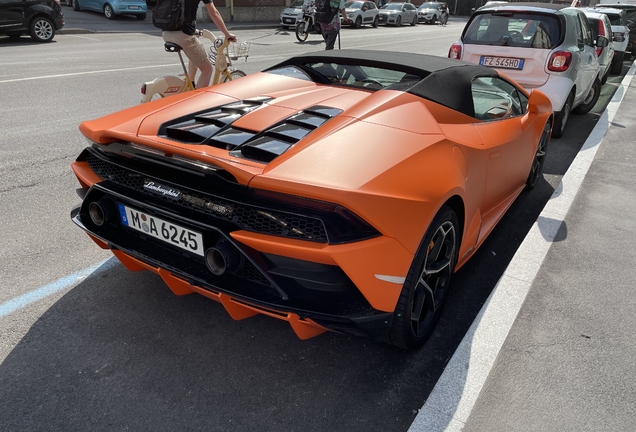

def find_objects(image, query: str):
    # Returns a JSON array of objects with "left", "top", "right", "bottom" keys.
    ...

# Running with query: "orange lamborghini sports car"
[{"left": 71, "top": 50, "right": 552, "bottom": 349}]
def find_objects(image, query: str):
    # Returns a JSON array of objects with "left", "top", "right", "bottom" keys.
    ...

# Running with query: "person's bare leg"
[{"left": 196, "top": 62, "right": 213, "bottom": 89}]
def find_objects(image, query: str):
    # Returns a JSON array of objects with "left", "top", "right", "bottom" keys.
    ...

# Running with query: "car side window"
[
  {"left": 472, "top": 77, "right": 526, "bottom": 122},
  {"left": 578, "top": 14, "right": 593, "bottom": 46},
  {"left": 574, "top": 15, "right": 585, "bottom": 47}
]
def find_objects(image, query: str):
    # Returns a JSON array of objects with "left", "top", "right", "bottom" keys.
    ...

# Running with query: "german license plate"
[
  {"left": 479, "top": 56, "right": 524, "bottom": 70},
  {"left": 118, "top": 203, "right": 204, "bottom": 256}
]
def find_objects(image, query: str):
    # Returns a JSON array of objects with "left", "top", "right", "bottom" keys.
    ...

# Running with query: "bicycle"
[
  {"left": 141, "top": 29, "right": 250, "bottom": 103},
  {"left": 296, "top": 7, "right": 322, "bottom": 42}
]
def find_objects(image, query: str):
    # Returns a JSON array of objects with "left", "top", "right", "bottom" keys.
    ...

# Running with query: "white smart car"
[{"left": 449, "top": 3, "right": 609, "bottom": 138}]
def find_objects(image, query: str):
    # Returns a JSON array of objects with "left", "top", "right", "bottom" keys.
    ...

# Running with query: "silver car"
[
  {"left": 449, "top": 3, "right": 609, "bottom": 138},
  {"left": 378, "top": 2, "right": 418, "bottom": 26}
]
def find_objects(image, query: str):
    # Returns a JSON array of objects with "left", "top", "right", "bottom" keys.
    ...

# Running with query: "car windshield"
[
  {"left": 345, "top": 1, "right": 363, "bottom": 9},
  {"left": 463, "top": 12, "right": 562, "bottom": 49},
  {"left": 382, "top": 4, "right": 403, "bottom": 10},
  {"left": 419, "top": 3, "right": 441, "bottom": 9},
  {"left": 266, "top": 62, "right": 425, "bottom": 91},
  {"left": 290, "top": 0, "right": 304, "bottom": 7}
]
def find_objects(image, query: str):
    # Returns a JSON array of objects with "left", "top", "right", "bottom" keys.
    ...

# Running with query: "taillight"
[
  {"left": 547, "top": 51, "right": 572, "bottom": 72},
  {"left": 448, "top": 43, "right": 462, "bottom": 60},
  {"left": 596, "top": 46, "right": 603, "bottom": 57},
  {"left": 141, "top": 83, "right": 146, "bottom": 95}
]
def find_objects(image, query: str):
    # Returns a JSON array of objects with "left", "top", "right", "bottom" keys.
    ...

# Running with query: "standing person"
[
  {"left": 162, "top": 0, "right": 236, "bottom": 89},
  {"left": 319, "top": 0, "right": 350, "bottom": 50}
]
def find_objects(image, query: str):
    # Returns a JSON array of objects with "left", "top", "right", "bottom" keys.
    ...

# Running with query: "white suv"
[
  {"left": 449, "top": 3, "right": 609, "bottom": 138},
  {"left": 581, "top": 7, "right": 630, "bottom": 74}
]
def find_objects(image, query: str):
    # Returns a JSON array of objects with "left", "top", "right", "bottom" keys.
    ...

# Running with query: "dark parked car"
[{"left": 0, "top": 0, "right": 64, "bottom": 42}]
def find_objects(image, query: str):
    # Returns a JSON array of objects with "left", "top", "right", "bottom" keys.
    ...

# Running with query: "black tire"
[
  {"left": 525, "top": 121, "right": 551, "bottom": 191},
  {"left": 431, "top": 14, "right": 437, "bottom": 24},
  {"left": 136, "top": 13, "right": 146, "bottom": 20},
  {"left": 573, "top": 79, "right": 600, "bottom": 115},
  {"left": 73, "top": 0, "right": 80, "bottom": 10},
  {"left": 610, "top": 52, "right": 624, "bottom": 75},
  {"left": 295, "top": 21, "right": 308, "bottom": 42},
  {"left": 411, "top": 15, "right": 417, "bottom": 26},
  {"left": 372, "top": 15, "right": 378, "bottom": 28},
  {"left": 104, "top": 3, "right": 116, "bottom": 19},
  {"left": 29, "top": 16, "right": 55, "bottom": 42},
  {"left": 354, "top": 16, "right": 362, "bottom": 28},
  {"left": 395, "top": 15, "right": 401, "bottom": 26},
  {"left": 388, "top": 206, "right": 459, "bottom": 350},
  {"left": 552, "top": 91, "right": 573, "bottom": 138},
  {"left": 221, "top": 69, "right": 247, "bottom": 83}
]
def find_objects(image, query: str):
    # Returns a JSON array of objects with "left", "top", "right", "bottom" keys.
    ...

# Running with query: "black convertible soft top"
[{"left": 265, "top": 49, "right": 500, "bottom": 118}]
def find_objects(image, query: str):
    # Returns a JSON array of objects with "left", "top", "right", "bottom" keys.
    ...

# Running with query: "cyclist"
[{"left": 162, "top": 0, "right": 237, "bottom": 89}]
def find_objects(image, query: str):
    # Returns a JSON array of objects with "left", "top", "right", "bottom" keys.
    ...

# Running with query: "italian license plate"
[
  {"left": 118, "top": 203, "right": 204, "bottom": 256},
  {"left": 479, "top": 56, "right": 524, "bottom": 70},
  {"left": 128, "top": 5, "right": 139, "bottom": 9},
  {"left": 283, "top": 18, "right": 293, "bottom": 23}
]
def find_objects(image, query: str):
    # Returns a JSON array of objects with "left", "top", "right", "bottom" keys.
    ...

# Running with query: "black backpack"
[
  {"left": 315, "top": 0, "right": 338, "bottom": 24},
  {"left": 152, "top": 0, "right": 185, "bottom": 31}
]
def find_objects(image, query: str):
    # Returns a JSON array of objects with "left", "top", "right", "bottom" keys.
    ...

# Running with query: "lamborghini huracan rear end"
[{"left": 71, "top": 50, "right": 552, "bottom": 349}]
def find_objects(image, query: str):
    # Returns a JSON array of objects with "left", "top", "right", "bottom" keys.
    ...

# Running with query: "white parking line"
[
  {"left": 0, "top": 258, "right": 119, "bottom": 318},
  {"left": 409, "top": 62, "right": 636, "bottom": 432}
]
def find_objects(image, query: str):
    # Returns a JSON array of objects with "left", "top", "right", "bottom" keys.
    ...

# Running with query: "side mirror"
[
  {"left": 596, "top": 35, "right": 609, "bottom": 48},
  {"left": 527, "top": 89, "right": 552, "bottom": 115}
]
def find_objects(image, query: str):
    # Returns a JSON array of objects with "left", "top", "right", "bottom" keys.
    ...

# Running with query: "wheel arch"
[{"left": 441, "top": 195, "right": 465, "bottom": 249}]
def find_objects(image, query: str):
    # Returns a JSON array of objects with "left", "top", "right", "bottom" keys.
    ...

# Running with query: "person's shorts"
[{"left": 162, "top": 31, "right": 209, "bottom": 69}]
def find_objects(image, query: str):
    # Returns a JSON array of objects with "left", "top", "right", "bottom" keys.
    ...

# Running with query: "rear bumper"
[{"left": 71, "top": 203, "right": 395, "bottom": 341}]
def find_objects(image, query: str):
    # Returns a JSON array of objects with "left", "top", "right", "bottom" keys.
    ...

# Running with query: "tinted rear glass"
[
  {"left": 587, "top": 17, "right": 601, "bottom": 38},
  {"left": 463, "top": 12, "right": 562, "bottom": 49}
]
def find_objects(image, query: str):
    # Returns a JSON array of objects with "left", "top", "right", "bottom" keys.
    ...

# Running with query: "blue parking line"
[{"left": 0, "top": 258, "right": 118, "bottom": 318}]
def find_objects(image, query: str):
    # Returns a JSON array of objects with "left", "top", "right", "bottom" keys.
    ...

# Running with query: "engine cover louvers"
[
  {"left": 160, "top": 96, "right": 272, "bottom": 144},
  {"left": 158, "top": 99, "right": 342, "bottom": 164}
]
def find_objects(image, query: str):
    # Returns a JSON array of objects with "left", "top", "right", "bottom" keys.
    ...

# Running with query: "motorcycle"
[{"left": 296, "top": 7, "right": 322, "bottom": 42}]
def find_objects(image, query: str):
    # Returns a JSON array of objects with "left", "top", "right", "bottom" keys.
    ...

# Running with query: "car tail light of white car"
[
  {"left": 547, "top": 51, "right": 572, "bottom": 72},
  {"left": 596, "top": 21, "right": 607, "bottom": 57},
  {"left": 613, "top": 31, "right": 626, "bottom": 42},
  {"left": 448, "top": 43, "right": 462, "bottom": 59}
]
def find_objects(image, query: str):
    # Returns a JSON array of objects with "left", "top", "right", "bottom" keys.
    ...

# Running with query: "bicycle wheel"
[
  {"left": 296, "top": 21, "right": 309, "bottom": 42},
  {"left": 222, "top": 70, "right": 247, "bottom": 83}
]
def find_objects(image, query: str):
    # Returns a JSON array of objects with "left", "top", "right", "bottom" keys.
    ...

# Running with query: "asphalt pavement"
[{"left": 37, "top": 9, "right": 636, "bottom": 431}]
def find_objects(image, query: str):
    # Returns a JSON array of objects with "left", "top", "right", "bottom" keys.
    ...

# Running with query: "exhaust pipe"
[
  {"left": 205, "top": 241, "right": 243, "bottom": 275},
  {"left": 88, "top": 198, "right": 115, "bottom": 227}
]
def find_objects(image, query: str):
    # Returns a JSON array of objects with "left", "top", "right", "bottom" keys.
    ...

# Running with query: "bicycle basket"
[{"left": 227, "top": 40, "right": 251, "bottom": 61}]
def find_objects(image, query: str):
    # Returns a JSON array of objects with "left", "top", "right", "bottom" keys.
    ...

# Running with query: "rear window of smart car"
[
  {"left": 463, "top": 12, "right": 562, "bottom": 49},
  {"left": 604, "top": 13, "right": 624, "bottom": 26}
]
